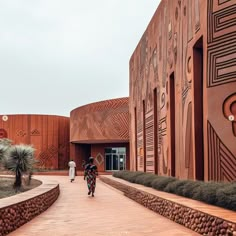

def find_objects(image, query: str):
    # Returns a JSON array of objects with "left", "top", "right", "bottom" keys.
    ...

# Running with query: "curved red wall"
[{"left": 70, "top": 97, "right": 129, "bottom": 143}]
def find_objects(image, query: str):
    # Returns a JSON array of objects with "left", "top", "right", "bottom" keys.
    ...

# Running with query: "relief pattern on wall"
[
  {"left": 207, "top": 121, "right": 236, "bottom": 181},
  {"left": 223, "top": 92, "right": 236, "bottom": 136},
  {"left": 145, "top": 110, "right": 154, "bottom": 172},
  {"left": 38, "top": 145, "right": 58, "bottom": 169},
  {"left": 0, "top": 129, "right": 7, "bottom": 139},
  {"left": 70, "top": 98, "right": 129, "bottom": 143},
  {"left": 131, "top": 0, "right": 235, "bottom": 180},
  {"left": 207, "top": 0, "right": 236, "bottom": 181},
  {"left": 207, "top": 0, "right": 236, "bottom": 88},
  {"left": 0, "top": 115, "right": 70, "bottom": 170}
]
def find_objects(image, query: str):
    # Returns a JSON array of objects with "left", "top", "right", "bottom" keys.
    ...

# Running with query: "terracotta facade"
[
  {"left": 70, "top": 98, "right": 129, "bottom": 172},
  {"left": 129, "top": 0, "right": 236, "bottom": 181},
  {"left": 0, "top": 115, "right": 69, "bottom": 169}
]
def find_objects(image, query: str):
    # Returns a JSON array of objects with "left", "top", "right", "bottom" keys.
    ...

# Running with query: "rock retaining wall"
[
  {"left": 0, "top": 180, "right": 59, "bottom": 236},
  {"left": 100, "top": 176, "right": 236, "bottom": 236}
]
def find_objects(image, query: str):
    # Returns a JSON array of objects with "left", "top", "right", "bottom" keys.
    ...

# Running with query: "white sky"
[{"left": 0, "top": 0, "right": 161, "bottom": 117}]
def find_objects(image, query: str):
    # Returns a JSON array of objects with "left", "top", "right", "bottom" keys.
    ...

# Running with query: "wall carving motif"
[
  {"left": 0, "top": 129, "right": 7, "bottom": 138},
  {"left": 30, "top": 129, "right": 40, "bottom": 136},
  {"left": 158, "top": 116, "right": 168, "bottom": 174},
  {"left": 207, "top": 121, "right": 236, "bottom": 181},
  {"left": 137, "top": 120, "right": 143, "bottom": 169},
  {"left": 38, "top": 145, "right": 58, "bottom": 168},
  {"left": 223, "top": 92, "right": 236, "bottom": 136},
  {"left": 145, "top": 110, "right": 154, "bottom": 172},
  {"left": 194, "top": 0, "right": 200, "bottom": 32},
  {"left": 16, "top": 130, "right": 26, "bottom": 137},
  {"left": 207, "top": 0, "right": 236, "bottom": 87},
  {"left": 70, "top": 98, "right": 129, "bottom": 143},
  {"left": 95, "top": 153, "right": 104, "bottom": 166},
  {"left": 207, "top": 0, "right": 236, "bottom": 44},
  {"left": 187, "top": 0, "right": 193, "bottom": 42}
]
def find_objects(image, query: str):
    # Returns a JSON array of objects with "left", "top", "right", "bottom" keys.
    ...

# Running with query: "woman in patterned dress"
[{"left": 84, "top": 157, "right": 98, "bottom": 197}]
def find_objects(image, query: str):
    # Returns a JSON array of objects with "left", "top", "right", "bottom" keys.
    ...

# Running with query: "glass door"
[{"left": 105, "top": 147, "right": 126, "bottom": 171}]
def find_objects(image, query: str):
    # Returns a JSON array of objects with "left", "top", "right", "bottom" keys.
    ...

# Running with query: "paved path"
[{"left": 9, "top": 176, "right": 199, "bottom": 236}]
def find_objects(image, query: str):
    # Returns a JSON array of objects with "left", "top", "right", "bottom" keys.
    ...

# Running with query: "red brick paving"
[{"left": 8, "top": 176, "right": 199, "bottom": 236}]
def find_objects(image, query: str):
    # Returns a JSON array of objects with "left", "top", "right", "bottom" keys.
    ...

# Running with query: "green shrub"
[
  {"left": 135, "top": 173, "right": 157, "bottom": 187},
  {"left": 113, "top": 170, "right": 144, "bottom": 183},
  {"left": 191, "top": 182, "right": 225, "bottom": 204},
  {"left": 215, "top": 183, "right": 236, "bottom": 211},
  {"left": 152, "top": 176, "right": 177, "bottom": 191},
  {"left": 181, "top": 181, "right": 203, "bottom": 198},
  {"left": 164, "top": 179, "right": 191, "bottom": 195},
  {"left": 112, "top": 171, "right": 236, "bottom": 211}
]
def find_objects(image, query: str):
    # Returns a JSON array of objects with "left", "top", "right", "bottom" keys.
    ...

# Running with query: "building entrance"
[{"left": 105, "top": 147, "right": 126, "bottom": 171}]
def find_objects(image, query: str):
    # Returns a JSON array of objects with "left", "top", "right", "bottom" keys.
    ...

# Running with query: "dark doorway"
[
  {"left": 170, "top": 73, "right": 176, "bottom": 177},
  {"left": 134, "top": 107, "right": 138, "bottom": 171},
  {"left": 193, "top": 37, "right": 204, "bottom": 180},
  {"left": 153, "top": 88, "right": 158, "bottom": 174},
  {"left": 143, "top": 100, "right": 146, "bottom": 172}
]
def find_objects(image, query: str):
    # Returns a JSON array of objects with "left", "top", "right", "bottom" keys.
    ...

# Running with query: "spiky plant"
[
  {"left": 0, "top": 144, "right": 9, "bottom": 161},
  {"left": 0, "top": 139, "right": 12, "bottom": 168},
  {"left": 0, "top": 138, "right": 12, "bottom": 146},
  {"left": 3, "top": 145, "right": 35, "bottom": 190}
]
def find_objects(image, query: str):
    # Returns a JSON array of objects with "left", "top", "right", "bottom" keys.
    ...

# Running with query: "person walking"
[
  {"left": 84, "top": 157, "right": 98, "bottom": 197},
  {"left": 68, "top": 159, "right": 76, "bottom": 182}
]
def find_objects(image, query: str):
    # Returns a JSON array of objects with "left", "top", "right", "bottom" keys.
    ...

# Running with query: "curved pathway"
[{"left": 9, "top": 176, "right": 199, "bottom": 236}]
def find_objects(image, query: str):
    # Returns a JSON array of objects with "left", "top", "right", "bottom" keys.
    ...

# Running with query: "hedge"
[{"left": 112, "top": 171, "right": 236, "bottom": 211}]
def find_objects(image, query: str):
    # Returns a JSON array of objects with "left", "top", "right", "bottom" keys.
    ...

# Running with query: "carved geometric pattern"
[
  {"left": 137, "top": 120, "right": 143, "bottom": 168},
  {"left": 218, "top": 0, "right": 231, "bottom": 5},
  {"left": 207, "top": 0, "right": 236, "bottom": 87},
  {"left": 145, "top": 110, "right": 154, "bottom": 172},
  {"left": 70, "top": 98, "right": 129, "bottom": 142},
  {"left": 38, "top": 152, "right": 54, "bottom": 168},
  {"left": 30, "top": 129, "right": 40, "bottom": 136},
  {"left": 48, "top": 145, "right": 58, "bottom": 155},
  {"left": 0, "top": 129, "right": 7, "bottom": 138},
  {"left": 187, "top": 0, "right": 193, "bottom": 42},
  {"left": 207, "top": 0, "right": 236, "bottom": 44},
  {"left": 223, "top": 92, "right": 236, "bottom": 136},
  {"left": 16, "top": 130, "right": 26, "bottom": 137},
  {"left": 95, "top": 153, "right": 104, "bottom": 166},
  {"left": 182, "top": 83, "right": 191, "bottom": 109},
  {"left": 194, "top": 0, "right": 200, "bottom": 32},
  {"left": 207, "top": 121, "right": 236, "bottom": 181},
  {"left": 110, "top": 112, "right": 129, "bottom": 139},
  {"left": 207, "top": 41, "right": 236, "bottom": 87}
]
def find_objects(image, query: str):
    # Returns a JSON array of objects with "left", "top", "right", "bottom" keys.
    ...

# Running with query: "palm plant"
[
  {"left": 0, "top": 138, "right": 12, "bottom": 146},
  {"left": 0, "top": 138, "right": 12, "bottom": 168},
  {"left": 3, "top": 145, "right": 35, "bottom": 190}
]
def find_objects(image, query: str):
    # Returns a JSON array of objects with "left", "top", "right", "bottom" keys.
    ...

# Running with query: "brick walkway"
[{"left": 9, "top": 176, "right": 199, "bottom": 236}]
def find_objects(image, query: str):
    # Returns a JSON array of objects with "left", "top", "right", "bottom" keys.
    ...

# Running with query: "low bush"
[
  {"left": 112, "top": 171, "right": 236, "bottom": 211},
  {"left": 181, "top": 181, "right": 202, "bottom": 198},
  {"left": 152, "top": 176, "right": 177, "bottom": 191},
  {"left": 164, "top": 179, "right": 190, "bottom": 195},
  {"left": 135, "top": 173, "right": 157, "bottom": 187},
  {"left": 215, "top": 183, "right": 236, "bottom": 211}
]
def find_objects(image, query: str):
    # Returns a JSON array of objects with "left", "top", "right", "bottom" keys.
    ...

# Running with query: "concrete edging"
[
  {"left": 0, "top": 177, "right": 59, "bottom": 236},
  {"left": 100, "top": 176, "right": 236, "bottom": 236}
]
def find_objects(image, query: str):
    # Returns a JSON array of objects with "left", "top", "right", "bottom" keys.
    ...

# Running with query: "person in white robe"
[{"left": 68, "top": 159, "right": 76, "bottom": 182}]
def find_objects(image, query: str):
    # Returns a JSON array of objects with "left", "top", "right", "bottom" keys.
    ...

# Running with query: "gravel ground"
[{"left": 0, "top": 176, "right": 41, "bottom": 199}]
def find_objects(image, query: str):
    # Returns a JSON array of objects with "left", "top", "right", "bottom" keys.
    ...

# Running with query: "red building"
[
  {"left": 70, "top": 97, "right": 129, "bottom": 172},
  {"left": 129, "top": 0, "right": 236, "bottom": 181},
  {"left": 0, "top": 114, "right": 69, "bottom": 169}
]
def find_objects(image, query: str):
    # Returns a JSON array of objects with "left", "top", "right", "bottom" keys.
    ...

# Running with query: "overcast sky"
[{"left": 0, "top": 1, "right": 160, "bottom": 117}]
